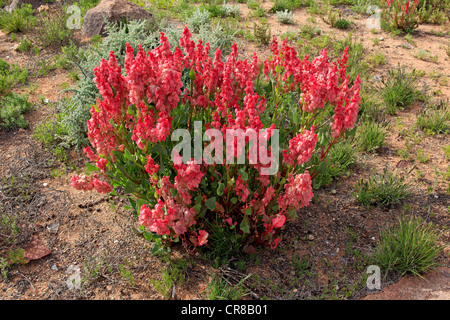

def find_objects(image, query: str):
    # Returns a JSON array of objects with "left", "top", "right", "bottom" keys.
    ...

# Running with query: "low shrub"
[
  {"left": 372, "top": 215, "right": 443, "bottom": 276},
  {"left": 70, "top": 29, "right": 363, "bottom": 254}
]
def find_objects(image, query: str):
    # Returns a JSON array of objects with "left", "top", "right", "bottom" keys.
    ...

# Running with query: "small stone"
[
  {"left": 290, "top": 271, "right": 295, "bottom": 276},
  {"left": 434, "top": 194, "right": 439, "bottom": 199},
  {"left": 47, "top": 223, "right": 60, "bottom": 234},
  {"left": 307, "top": 234, "right": 314, "bottom": 241},
  {"left": 331, "top": 189, "right": 337, "bottom": 195},
  {"left": 378, "top": 37, "right": 384, "bottom": 41},
  {"left": 371, "top": 237, "right": 376, "bottom": 241},
  {"left": 43, "top": 99, "right": 49, "bottom": 104},
  {"left": 43, "top": 182, "right": 48, "bottom": 187},
  {"left": 372, "top": 75, "right": 382, "bottom": 82},
  {"left": 51, "top": 264, "right": 58, "bottom": 271}
]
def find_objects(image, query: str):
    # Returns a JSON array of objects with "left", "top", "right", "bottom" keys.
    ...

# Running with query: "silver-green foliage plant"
[
  {"left": 275, "top": 9, "right": 295, "bottom": 24},
  {"left": 185, "top": 7, "right": 211, "bottom": 33}
]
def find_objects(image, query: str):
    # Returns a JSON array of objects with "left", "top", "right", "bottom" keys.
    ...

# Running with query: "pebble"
[
  {"left": 47, "top": 222, "right": 60, "bottom": 234},
  {"left": 43, "top": 182, "right": 48, "bottom": 187},
  {"left": 331, "top": 189, "right": 337, "bottom": 195},
  {"left": 378, "top": 37, "right": 384, "bottom": 41},
  {"left": 307, "top": 234, "right": 315, "bottom": 241},
  {"left": 51, "top": 264, "right": 58, "bottom": 271}
]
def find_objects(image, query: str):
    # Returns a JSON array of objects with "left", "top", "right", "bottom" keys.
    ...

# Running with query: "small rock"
[
  {"left": 51, "top": 264, "right": 58, "bottom": 271},
  {"left": 373, "top": 75, "right": 382, "bottom": 82},
  {"left": 290, "top": 271, "right": 295, "bottom": 276},
  {"left": 307, "top": 234, "right": 315, "bottom": 241},
  {"left": 331, "top": 189, "right": 337, "bottom": 195},
  {"left": 43, "top": 182, "right": 48, "bottom": 187},
  {"left": 434, "top": 194, "right": 439, "bottom": 199},
  {"left": 37, "top": 5, "right": 49, "bottom": 13},
  {"left": 371, "top": 237, "right": 376, "bottom": 241},
  {"left": 43, "top": 98, "right": 49, "bottom": 104},
  {"left": 47, "top": 223, "right": 60, "bottom": 234},
  {"left": 378, "top": 37, "right": 384, "bottom": 41}
]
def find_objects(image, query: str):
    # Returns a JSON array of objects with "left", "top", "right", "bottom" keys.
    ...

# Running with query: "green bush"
[
  {"left": 416, "top": 101, "right": 449, "bottom": 135},
  {"left": 354, "top": 167, "right": 410, "bottom": 207},
  {"left": 372, "top": 215, "right": 443, "bottom": 276},
  {"left": 0, "top": 92, "right": 32, "bottom": 129},
  {"left": 0, "top": 4, "right": 36, "bottom": 33},
  {"left": 355, "top": 121, "right": 387, "bottom": 153},
  {"left": 381, "top": 65, "right": 421, "bottom": 115},
  {"left": 0, "top": 59, "right": 28, "bottom": 95}
]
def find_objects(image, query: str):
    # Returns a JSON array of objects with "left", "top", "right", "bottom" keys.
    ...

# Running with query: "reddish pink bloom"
[
  {"left": 278, "top": 171, "right": 314, "bottom": 211},
  {"left": 234, "top": 175, "right": 250, "bottom": 202},
  {"left": 145, "top": 156, "right": 160, "bottom": 177},
  {"left": 283, "top": 127, "right": 318, "bottom": 166},
  {"left": 84, "top": 146, "right": 99, "bottom": 162},
  {"left": 272, "top": 215, "right": 286, "bottom": 229},
  {"left": 96, "top": 158, "right": 108, "bottom": 173},
  {"left": 198, "top": 230, "right": 209, "bottom": 246}
]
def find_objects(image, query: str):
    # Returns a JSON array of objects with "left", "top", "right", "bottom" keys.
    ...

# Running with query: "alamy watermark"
[{"left": 366, "top": 265, "right": 381, "bottom": 290}]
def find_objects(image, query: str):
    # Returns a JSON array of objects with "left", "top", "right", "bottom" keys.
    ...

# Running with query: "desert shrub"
[
  {"left": 381, "top": 0, "right": 420, "bottom": 33},
  {"left": 70, "top": 29, "right": 363, "bottom": 254},
  {"left": 417, "top": 0, "right": 450, "bottom": 24},
  {"left": 185, "top": 7, "right": 210, "bottom": 33},
  {"left": 372, "top": 215, "right": 443, "bottom": 276},
  {"left": 354, "top": 167, "right": 410, "bottom": 207},
  {"left": 381, "top": 65, "right": 421, "bottom": 115},
  {"left": 222, "top": 1, "right": 241, "bottom": 17},
  {"left": 355, "top": 121, "right": 388, "bottom": 153},
  {"left": 33, "top": 112, "right": 71, "bottom": 162},
  {"left": 416, "top": 101, "right": 449, "bottom": 135},
  {"left": 0, "top": 4, "right": 36, "bottom": 33},
  {"left": 0, "top": 59, "right": 28, "bottom": 95},
  {"left": 37, "top": 12, "right": 72, "bottom": 48},
  {"left": 275, "top": 9, "right": 295, "bottom": 24},
  {"left": 270, "top": 0, "right": 311, "bottom": 13},
  {"left": 253, "top": 20, "right": 271, "bottom": 45},
  {"left": 0, "top": 92, "right": 32, "bottom": 130}
]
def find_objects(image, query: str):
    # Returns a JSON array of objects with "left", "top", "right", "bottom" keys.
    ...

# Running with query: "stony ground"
[{"left": 0, "top": 0, "right": 449, "bottom": 300}]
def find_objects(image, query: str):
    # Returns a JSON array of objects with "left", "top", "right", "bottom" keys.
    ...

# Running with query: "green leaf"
[
  {"left": 240, "top": 216, "right": 250, "bottom": 234},
  {"left": 230, "top": 197, "right": 238, "bottom": 204},
  {"left": 238, "top": 168, "right": 248, "bottom": 181},
  {"left": 217, "top": 182, "right": 225, "bottom": 196},
  {"left": 170, "top": 188, "right": 178, "bottom": 197},
  {"left": 195, "top": 194, "right": 203, "bottom": 204},
  {"left": 245, "top": 207, "right": 252, "bottom": 216},
  {"left": 193, "top": 202, "right": 202, "bottom": 213},
  {"left": 152, "top": 144, "right": 168, "bottom": 157},
  {"left": 205, "top": 197, "right": 216, "bottom": 211},
  {"left": 86, "top": 162, "right": 99, "bottom": 172}
]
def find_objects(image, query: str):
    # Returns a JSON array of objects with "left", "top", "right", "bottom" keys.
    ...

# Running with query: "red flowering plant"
[
  {"left": 382, "top": 0, "right": 420, "bottom": 33},
  {"left": 71, "top": 27, "right": 362, "bottom": 254}
]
